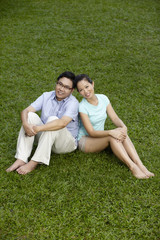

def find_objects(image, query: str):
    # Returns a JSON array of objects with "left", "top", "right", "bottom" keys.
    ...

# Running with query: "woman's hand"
[
  {"left": 110, "top": 127, "right": 127, "bottom": 142},
  {"left": 122, "top": 126, "right": 127, "bottom": 135}
]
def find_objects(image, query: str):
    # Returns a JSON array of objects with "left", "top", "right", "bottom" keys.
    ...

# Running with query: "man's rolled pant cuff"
[
  {"left": 14, "top": 154, "right": 28, "bottom": 163},
  {"left": 31, "top": 157, "right": 50, "bottom": 166}
]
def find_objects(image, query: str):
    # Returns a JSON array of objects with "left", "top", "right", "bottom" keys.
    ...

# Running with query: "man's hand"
[
  {"left": 23, "top": 123, "right": 37, "bottom": 137},
  {"left": 32, "top": 125, "right": 40, "bottom": 134}
]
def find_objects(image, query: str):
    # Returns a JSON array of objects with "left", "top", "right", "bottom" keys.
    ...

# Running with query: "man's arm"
[
  {"left": 34, "top": 97, "right": 79, "bottom": 134},
  {"left": 21, "top": 105, "right": 37, "bottom": 136},
  {"left": 33, "top": 116, "right": 72, "bottom": 133}
]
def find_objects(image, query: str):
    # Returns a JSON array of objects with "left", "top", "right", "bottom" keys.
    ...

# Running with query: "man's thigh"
[{"left": 52, "top": 128, "right": 76, "bottom": 154}]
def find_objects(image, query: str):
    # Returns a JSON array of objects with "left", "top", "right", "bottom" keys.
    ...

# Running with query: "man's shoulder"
[
  {"left": 38, "top": 91, "right": 55, "bottom": 101},
  {"left": 42, "top": 90, "right": 55, "bottom": 97}
]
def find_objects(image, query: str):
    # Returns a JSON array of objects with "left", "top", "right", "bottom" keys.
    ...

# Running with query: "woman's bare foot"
[
  {"left": 16, "top": 160, "right": 38, "bottom": 175},
  {"left": 138, "top": 164, "right": 154, "bottom": 177},
  {"left": 6, "top": 159, "right": 26, "bottom": 172},
  {"left": 131, "top": 164, "right": 149, "bottom": 179}
]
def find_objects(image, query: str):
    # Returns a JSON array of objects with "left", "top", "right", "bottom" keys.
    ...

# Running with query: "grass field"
[{"left": 0, "top": 0, "right": 160, "bottom": 239}]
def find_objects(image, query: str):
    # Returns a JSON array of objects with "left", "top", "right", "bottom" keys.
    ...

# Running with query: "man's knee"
[
  {"left": 28, "top": 112, "right": 41, "bottom": 124},
  {"left": 46, "top": 116, "right": 59, "bottom": 123}
]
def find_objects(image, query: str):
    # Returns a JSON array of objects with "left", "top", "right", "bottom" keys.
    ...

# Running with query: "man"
[{"left": 6, "top": 71, "right": 79, "bottom": 175}]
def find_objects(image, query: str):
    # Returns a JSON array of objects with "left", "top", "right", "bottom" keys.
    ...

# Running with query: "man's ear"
[{"left": 92, "top": 81, "right": 94, "bottom": 88}]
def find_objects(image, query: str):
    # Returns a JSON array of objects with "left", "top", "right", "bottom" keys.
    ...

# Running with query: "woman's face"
[{"left": 77, "top": 79, "right": 94, "bottom": 99}]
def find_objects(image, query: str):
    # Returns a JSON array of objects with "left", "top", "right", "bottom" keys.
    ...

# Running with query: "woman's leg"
[
  {"left": 109, "top": 138, "right": 148, "bottom": 179},
  {"left": 84, "top": 137, "right": 110, "bottom": 152},
  {"left": 122, "top": 136, "right": 154, "bottom": 177},
  {"left": 83, "top": 136, "right": 148, "bottom": 179}
]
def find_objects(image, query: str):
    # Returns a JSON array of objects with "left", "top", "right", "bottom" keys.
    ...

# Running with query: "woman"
[{"left": 75, "top": 74, "right": 154, "bottom": 179}]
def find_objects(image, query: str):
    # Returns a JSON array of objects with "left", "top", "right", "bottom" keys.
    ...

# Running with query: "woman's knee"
[
  {"left": 109, "top": 136, "right": 120, "bottom": 145},
  {"left": 108, "top": 136, "right": 114, "bottom": 143}
]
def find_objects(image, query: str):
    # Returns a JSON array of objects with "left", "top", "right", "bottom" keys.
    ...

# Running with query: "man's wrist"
[
  {"left": 22, "top": 122, "right": 28, "bottom": 128},
  {"left": 34, "top": 125, "right": 40, "bottom": 133}
]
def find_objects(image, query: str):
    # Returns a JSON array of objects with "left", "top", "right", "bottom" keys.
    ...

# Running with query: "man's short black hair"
[{"left": 57, "top": 71, "right": 76, "bottom": 88}]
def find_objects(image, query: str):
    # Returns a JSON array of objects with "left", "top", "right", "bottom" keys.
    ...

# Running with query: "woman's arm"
[
  {"left": 107, "top": 103, "right": 127, "bottom": 131},
  {"left": 79, "top": 112, "right": 109, "bottom": 138},
  {"left": 80, "top": 112, "right": 126, "bottom": 141}
]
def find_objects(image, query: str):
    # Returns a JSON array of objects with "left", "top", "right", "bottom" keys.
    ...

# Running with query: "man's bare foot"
[
  {"left": 138, "top": 164, "right": 154, "bottom": 177},
  {"left": 16, "top": 160, "right": 38, "bottom": 175},
  {"left": 131, "top": 165, "right": 149, "bottom": 179},
  {"left": 6, "top": 159, "right": 26, "bottom": 172}
]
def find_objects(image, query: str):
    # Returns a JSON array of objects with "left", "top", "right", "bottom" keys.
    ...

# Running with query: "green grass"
[{"left": 0, "top": 0, "right": 160, "bottom": 239}]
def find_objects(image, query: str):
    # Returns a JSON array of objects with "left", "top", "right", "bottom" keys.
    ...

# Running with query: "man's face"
[{"left": 55, "top": 77, "right": 73, "bottom": 101}]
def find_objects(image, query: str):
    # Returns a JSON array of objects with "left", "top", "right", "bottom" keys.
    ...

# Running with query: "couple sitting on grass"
[{"left": 6, "top": 71, "right": 154, "bottom": 179}]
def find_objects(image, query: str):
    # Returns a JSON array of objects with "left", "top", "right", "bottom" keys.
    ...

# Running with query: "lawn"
[{"left": 0, "top": 0, "right": 160, "bottom": 239}]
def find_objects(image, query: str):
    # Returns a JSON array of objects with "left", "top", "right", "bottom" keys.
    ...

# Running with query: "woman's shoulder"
[
  {"left": 96, "top": 94, "right": 110, "bottom": 102},
  {"left": 79, "top": 98, "right": 87, "bottom": 105},
  {"left": 79, "top": 98, "right": 88, "bottom": 113}
]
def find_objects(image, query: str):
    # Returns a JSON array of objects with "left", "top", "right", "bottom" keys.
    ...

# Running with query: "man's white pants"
[{"left": 15, "top": 112, "right": 77, "bottom": 165}]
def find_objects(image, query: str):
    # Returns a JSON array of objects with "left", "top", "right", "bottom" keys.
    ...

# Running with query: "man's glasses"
[{"left": 56, "top": 81, "right": 73, "bottom": 90}]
